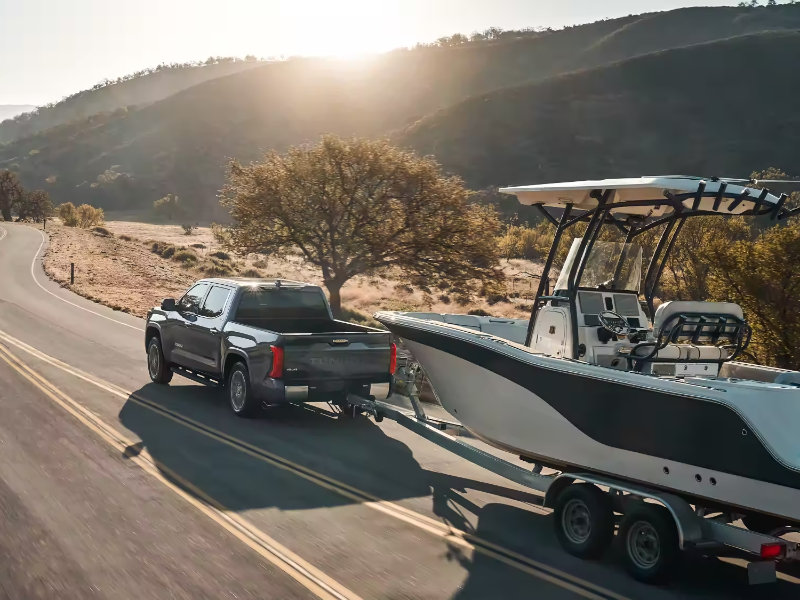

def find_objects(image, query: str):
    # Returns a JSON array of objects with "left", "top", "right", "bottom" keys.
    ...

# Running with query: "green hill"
[
  {"left": 2, "top": 5, "right": 799, "bottom": 218},
  {"left": 398, "top": 30, "right": 800, "bottom": 188}
]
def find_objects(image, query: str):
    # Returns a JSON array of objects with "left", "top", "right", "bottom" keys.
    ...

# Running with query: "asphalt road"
[{"left": 0, "top": 221, "right": 797, "bottom": 600}]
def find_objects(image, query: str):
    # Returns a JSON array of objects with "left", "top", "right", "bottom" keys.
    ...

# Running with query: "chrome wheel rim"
[
  {"left": 230, "top": 371, "right": 246, "bottom": 411},
  {"left": 148, "top": 343, "right": 160, "bottom": 379},
  {"left": 562, "top": 498, "right": 592, "bottom": 545},
  {"left": 627, "top": 521, "right": 661, "bottom": 569}
]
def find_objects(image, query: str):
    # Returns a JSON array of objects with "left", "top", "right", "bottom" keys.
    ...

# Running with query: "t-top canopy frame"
[{"left": 500, "top": 177, "right": 799, "bottom": 357}]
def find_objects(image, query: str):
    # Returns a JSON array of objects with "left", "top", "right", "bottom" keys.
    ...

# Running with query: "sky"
[{"left": 1, "top": 0, "right": 743, "bottom": 106}]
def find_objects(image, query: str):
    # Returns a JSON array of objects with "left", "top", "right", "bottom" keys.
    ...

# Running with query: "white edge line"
[{"left": 30, "top": 228, "right": 143, "bottom": 331}]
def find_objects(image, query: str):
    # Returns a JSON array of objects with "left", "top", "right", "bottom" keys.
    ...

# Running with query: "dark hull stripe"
[{"left": 387, "top": 322, "right": 800, "bottom": 492}]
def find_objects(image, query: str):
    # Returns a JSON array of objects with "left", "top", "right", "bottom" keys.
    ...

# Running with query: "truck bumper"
[{"left": 252, "top": 377, "right": 392, "bottom": 404}]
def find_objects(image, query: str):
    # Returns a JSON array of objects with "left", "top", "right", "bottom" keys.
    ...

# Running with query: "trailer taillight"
[
  {"left": 269, "top": 345, "right": 284, "bottom": 378},
  {"left": 760, "top": 543, "right": 785, "bottom": 559},
  {"left": 389, "top": 343, "right": 397, "bottom": 375}
]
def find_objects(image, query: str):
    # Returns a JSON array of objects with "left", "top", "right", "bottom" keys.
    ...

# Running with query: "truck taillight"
[
  {"left": 389, "top": 343, "right": 397, "bottom": 375},
  {"left": 761, "top": 542, "right": 785, "bottom": 559},
  {"left": 269, "top": 345, "right": 284, "bottom": 378}
]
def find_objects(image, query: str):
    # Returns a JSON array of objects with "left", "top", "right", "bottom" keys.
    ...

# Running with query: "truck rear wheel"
[
  {"left": 553, "top": 483, "right": 614, "bottom": 558},
  {"left": 227, "top": 362, "right": 259, "bottom": 418},
  {"left": 147, "top": 336, "right": 173, "bottom": 384}
]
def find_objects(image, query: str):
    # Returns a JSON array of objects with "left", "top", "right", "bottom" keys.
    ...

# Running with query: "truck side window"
[
  {"left": 178, "top": 283, "right": 210, "bottom": 314},
  {"left": 201, "top": 286, "right": 231, "bottom": 318}
]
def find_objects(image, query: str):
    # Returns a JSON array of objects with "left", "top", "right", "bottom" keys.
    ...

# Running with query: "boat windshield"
[{"left": 554, "top": 239, "right": 643, "bottom": 293}]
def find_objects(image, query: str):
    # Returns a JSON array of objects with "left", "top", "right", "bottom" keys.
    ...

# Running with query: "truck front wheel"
[{"left": 227, "top": 362, "right": 259, "bottom": 418}]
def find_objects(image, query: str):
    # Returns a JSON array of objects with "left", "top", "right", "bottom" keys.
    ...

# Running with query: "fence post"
[{"left": 70, "top": 263, "right": 74, "bottom": 285}]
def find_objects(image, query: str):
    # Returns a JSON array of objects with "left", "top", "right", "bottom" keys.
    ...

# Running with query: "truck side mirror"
[{"left": 161, "top": 298, "right": 177, "bottom": 311}]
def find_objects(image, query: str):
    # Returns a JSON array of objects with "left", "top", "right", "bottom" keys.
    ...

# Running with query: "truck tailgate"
[{"left": 281, "top": 333, "right": 392, "bottom": 382}]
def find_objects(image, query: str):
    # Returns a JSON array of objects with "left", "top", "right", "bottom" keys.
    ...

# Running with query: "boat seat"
[{"left": 629, "top": 301, "right": 748, "bottom": 369}]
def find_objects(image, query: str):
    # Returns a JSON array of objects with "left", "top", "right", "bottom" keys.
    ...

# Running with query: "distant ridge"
[{"left": 0, "top": 105, "right": 35, "bottom": 122}]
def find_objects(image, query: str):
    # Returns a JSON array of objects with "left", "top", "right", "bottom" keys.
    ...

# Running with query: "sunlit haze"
[{"left": 2, "top": 0, "right": 739, "bottom": 105}]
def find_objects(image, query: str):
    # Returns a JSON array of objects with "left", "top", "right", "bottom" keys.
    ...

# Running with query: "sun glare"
[{"left": 275, "top": 0, "right": 401, "bottom": 58}]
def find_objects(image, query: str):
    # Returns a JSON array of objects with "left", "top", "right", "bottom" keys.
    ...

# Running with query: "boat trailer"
[{"left": 344, "top": 364, "right": 800, "bottom": 586}]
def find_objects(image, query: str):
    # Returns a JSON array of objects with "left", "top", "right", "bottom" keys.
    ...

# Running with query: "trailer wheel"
[
  {"left": 553, "top": 483, "right": 614, "bottom": 558},
  {"left": 619, "top": 503, "right": 679, "bottom": 584}
]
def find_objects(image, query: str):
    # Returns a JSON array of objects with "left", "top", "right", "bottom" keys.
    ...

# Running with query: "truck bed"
[{"left": 232, "top": 317, "right": 377, "bottom": 334}]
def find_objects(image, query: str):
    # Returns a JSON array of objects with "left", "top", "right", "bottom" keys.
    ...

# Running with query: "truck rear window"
[{"left": 234, "top": 287, "right": 330, "bottom": 320}]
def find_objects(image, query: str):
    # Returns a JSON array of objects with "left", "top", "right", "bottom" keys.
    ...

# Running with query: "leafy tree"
[
  {"left": 219, "top": 135, "right": 502, "bottom": 315},
  {"left": 18, "top": 189, "right": 53, "bottom": 223},
  {"left": 708, "top": 219, "right": 800, "bottom": 368},
  {"left": 0, "top": 170, "right": 23, "bottom": 221}
]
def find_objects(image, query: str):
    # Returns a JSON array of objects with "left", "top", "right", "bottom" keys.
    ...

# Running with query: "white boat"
[{"left": 376, "top": 176, "right": 800, "bottom": 527}]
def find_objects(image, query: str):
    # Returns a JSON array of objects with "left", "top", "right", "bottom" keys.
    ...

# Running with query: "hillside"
[
  {"left": 0, "top": 105, "right": 35, "bottom": 122},
  {"left": 398, "top": 31, "right": 800, "bottom": 188},
  {"left": 0, "top": 60, "right": 263, "bottom": 144},
  {"left": 2, "top": 4, "right": 800, "bottom": 218}
]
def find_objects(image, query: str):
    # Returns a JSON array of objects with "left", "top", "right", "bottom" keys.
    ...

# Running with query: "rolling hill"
[
  {"left": 0, "top": 60, "right": 263, "bottom": 144},
  {"left": 398, "top": 31, "right": 800, "bottom": 188},
  {"left": 2, "top": 4, "right": 799, "bottom": 219}
]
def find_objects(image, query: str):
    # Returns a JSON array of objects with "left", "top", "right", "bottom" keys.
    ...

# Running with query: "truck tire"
[
  {"left": 553, "top": 483, "right": 615, "bottom": 559},
  {"left": 147, "top": 336, "right": 173, "bottom": 384},
  {"left": 618, "top": 503, "right": 679, "bottom": 584},
  {"left": 227, "top": 361, "right": 259, "bottom": 418}
]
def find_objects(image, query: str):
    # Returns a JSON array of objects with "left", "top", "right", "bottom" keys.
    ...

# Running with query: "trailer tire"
[
  {"left": 619, "top": 503, "right": 679, "bottom": 584},
  {"left": 147, "top": 336, "right": 173, "bottom": 384},
  {"left": 553, "top": 483, "right": 614, "bottom": 559},
  {"left": 227, "top": 362, "right": 259, "bottom": 418}
]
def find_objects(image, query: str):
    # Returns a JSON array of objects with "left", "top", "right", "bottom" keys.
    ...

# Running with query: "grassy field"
[{"left": 43, "top": 220, "right": 541, "bottom": 321}]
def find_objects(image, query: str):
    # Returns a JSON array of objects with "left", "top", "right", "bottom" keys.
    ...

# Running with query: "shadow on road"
[{"left": 119, "top": 382, "right": 800, "bottom": 599}]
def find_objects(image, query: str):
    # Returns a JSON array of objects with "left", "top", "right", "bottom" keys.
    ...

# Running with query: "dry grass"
[{"left": 44, "top": 219, "right": 542, "bottom": 319}]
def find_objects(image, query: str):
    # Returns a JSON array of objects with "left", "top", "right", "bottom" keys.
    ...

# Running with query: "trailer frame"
[{"left": 345, "top": 365, "right": 800, "bottom": 585}]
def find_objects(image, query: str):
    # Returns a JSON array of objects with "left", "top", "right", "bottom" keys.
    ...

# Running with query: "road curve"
[{"left": 0, "top": 221, "right": 798, "bottom": 599}]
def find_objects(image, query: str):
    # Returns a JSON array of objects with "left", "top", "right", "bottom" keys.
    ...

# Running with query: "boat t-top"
[{"left": 374, "top": 176, "right": 800, "bottom": 579}]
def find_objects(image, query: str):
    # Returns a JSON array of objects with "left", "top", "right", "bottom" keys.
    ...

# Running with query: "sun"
[{"left": 276, "top": 0, "right": 401, "bottom": 58}]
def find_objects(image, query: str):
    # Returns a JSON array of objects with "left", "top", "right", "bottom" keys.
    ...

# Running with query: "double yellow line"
[
  {"left": 0, "top": 328, "right": 629, "bottom": 600},
  {"left": 0, "top": 339, "right": 360, "bottom": 600}
]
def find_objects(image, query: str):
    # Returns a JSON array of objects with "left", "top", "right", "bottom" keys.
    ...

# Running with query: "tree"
[
  {"left": 18, "top": 189, "right": 53, "bottom": 223},
  {"left": 220, "top": 136, "right": 502, "bottom": 315},
  {"left": 707, "top": 219, "right": 800, "bottom": 369},
  {"left": 153, "top": 193, "right": 185, "bottom": 221},
  {"left": 0, "top": 170, "right": 23, "bottom": 221}
]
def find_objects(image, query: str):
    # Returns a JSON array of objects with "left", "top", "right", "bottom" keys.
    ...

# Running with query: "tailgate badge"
[{"left": 331, "top": 339, "right": 350, "bottom": 345}]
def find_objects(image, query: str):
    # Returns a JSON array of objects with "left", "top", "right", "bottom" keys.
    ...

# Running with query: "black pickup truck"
[{"left": 145, "top": 278, "right": 395, "bottom": 416}]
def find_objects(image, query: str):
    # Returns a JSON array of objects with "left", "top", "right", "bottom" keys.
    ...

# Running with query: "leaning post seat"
[{"left": 629, "top": 301, "right": 751, "bottom": 371}]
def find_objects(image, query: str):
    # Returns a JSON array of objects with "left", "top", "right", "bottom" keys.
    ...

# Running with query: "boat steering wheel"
[{"left": 598, "top": 310, "right": 633, "bottom": 338}]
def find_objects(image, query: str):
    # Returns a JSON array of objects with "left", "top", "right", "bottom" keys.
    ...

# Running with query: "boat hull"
[{"left": 379, "top": 313, "right": 800, "bottom": 523}]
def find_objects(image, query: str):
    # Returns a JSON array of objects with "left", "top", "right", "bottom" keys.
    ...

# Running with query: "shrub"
[
  {"left": 151, "top": 241, "right": 176, "bottom": 258},
  {"left": 468, "top": 308, "right": 491, "bottom": 316},
  {"left": 119, "top": 234, "right": 132, "bottom": 241},
  {"left": 92, "top": 226, "right": 111, "bottom": 236},
  {"left": 57, "top": 202, "right": 78, "bottom": 226},
  {"left": 240, "top": 268, "right": 263, "bottom": 277},
  {"left": 190, "top": 243, "right": 206, "bottom": 249},
  {"left": 173, "top": 250, "right": 197, "bottom": 263},
  {"left": 182, "top": 223, "right": 196, "bottom": 235},
  {"left": 252, "top": 259, "right": 267, "bottom": 269},
  {"left": 201, "top": 259, "right": 235, "bottom": 276},
  {"left": 76, "top": 204, "right": 104, "bottom": 228},
  {"left": 209, "top": 250, "right": 231, "bottom": 260},
  {"left": 497, "top": 222, "right": 553, "bottom": 261},
  {"left": 438, "top": 294, "right": 451, "bottom": 304}
]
